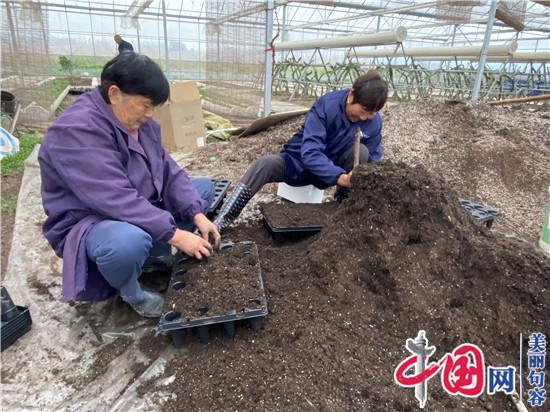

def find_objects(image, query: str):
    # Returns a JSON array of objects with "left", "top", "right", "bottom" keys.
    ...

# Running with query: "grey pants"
[{"left": 241, "top": 143, "right": 369, "bottom": 195}]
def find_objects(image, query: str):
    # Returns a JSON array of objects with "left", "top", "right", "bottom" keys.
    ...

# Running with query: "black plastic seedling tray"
[
  {"left": 1, "top": 305, "right": 32, "bottom": 351},
  {"left": 459, "top": 198, "right": 502, "bottom": 229},
  {"left": 1, "top": 286, "right": 32, "bottom": 352},
  {"left": 207, "top": 179, "right": 231, "bottom": 217},
  {"left": 262, "top": 214, "right": 323, "bottom": 245},
  {"left": 157, "top": 241, "right": 267, "bottom": 347}
]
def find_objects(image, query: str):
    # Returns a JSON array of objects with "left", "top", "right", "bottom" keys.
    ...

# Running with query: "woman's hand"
[
  {"left": 193, "top": 213, "right": 221, "bottom": 248},
  {"left": 168, "top": 228, "right": 213, "bottom": 260},
  {"left": 337, "top": 172, "right": 353, "bottom": 188}
]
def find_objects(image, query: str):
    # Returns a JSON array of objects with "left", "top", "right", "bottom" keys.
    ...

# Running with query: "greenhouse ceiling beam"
[
  {"left": 381, "top": 52, "right": 550, "bottom": 62},
  {"left": 285, "top": 1, "right": 440, "bottom": 30},
  {"left": 210, "top": 0, "right": 440, "bottom": 26},
  {"left": 406, "top": 17, "right": 550, "bottom": 34},
  {"left": 211, "top": 2, "right": 266, "bottom": 25},
  {"left": 34, "top": 2, "right": 369, "bottom": 36}
]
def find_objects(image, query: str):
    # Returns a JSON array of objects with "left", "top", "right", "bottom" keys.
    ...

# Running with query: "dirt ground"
[
  {"left": 1, "top": 170, "right": 22, "bottom": 279},
  {"left": 2, "top": 98, "right": 549, "bottom": 411}
]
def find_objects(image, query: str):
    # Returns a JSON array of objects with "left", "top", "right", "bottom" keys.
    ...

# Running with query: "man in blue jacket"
[
  {"left": 214, "top": 70, "right": 388, "bottom": 231},
  {"left": 114, "top": 34, "right": 134, "bottom": 54}
]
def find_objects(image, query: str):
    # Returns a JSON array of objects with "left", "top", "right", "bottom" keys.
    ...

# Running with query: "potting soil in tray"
[{"left": 159, "top": 241, "right": 267, "bottom": 340}]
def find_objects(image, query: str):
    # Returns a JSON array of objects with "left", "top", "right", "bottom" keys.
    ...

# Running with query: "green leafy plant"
[{"left": 58, "top": 55, "right": 74, "bottom": 73}]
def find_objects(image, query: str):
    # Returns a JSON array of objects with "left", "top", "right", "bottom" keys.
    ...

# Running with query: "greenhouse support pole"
[
  {"left": 162, "top": 0, "right": 170, "bottom": 77},
  {"left": 281, "top": 4, "right": 287, "bottom": 41},
  {"left": 472, "top": 0, "right": 498, "bottom": 101},
  {"left": 263, "top": 0, "right": 275, "bottom": 117}
]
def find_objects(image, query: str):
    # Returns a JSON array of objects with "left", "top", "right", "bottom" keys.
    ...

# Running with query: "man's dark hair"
[
  {"left": 351, "top": 70, "right": 388, "bottom": 112},
  {"left": 100, "top": 52, "right": 169, "bottom": 106}
]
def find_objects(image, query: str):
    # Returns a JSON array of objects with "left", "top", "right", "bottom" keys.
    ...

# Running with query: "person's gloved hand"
[
  {"left": 337, "top": 171, "right": 353, "bottom": 188},
  {"left": 193, "top": 213, "right": 221, "bottom": 248},
  {"left": 168, "top": 228, "right": 212, "bottom": 260}
]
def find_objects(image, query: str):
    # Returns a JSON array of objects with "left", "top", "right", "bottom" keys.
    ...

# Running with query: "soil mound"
[
  {"left": 151, "top": 162, "right": 549, "bottom": 411},
  {"left": 305, "top": 162, "right": 549, "bottom": 405}
]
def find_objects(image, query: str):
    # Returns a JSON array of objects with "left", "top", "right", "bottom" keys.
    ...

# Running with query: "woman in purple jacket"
[
  {"left": 39, "top": 53, "right": 220, "bottom": 318},
  {"left": 214, "top": 70, "right": 388, "bottom": 232}
]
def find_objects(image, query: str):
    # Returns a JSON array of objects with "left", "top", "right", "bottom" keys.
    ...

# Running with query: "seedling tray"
[
  {"left": 1, "top": 305, "right": 32, "bottom": 351},
  {"left": 207, "top": 179, "right": 231, "bottom": 217},
  {"left": 263, "top": 214, "right": 323, "bottom": 244},
  {"left": 157, "top": 241, "right": 267, "bottom": 347},
  {"left": 260, "top": 202, "right": 338, "bottom": 244},
  {"left": 459, "top": 198, "right": 502, "bottom": 229}
]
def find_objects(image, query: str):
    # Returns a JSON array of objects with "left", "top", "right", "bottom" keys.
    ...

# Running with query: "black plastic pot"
[{"left": 1, "top": 91, "right": 16, "bottom": 116}]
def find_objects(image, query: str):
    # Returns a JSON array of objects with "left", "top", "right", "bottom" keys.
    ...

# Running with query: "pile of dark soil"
[
  {"left": 139, "top": 162, "right": 549, "bottom": 411},
  {"left": 383, "top": 100, "right": 550, "bottom": 242},
  {"left": 164, "top": 242, "right": 264, "bottom": 318},
  {"left": 260, "top": 201, "right": 338, "bottom": 227}
]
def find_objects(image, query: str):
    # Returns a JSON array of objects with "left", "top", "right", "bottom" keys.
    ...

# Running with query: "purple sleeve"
[
  {"left": 300, "top": 102, "right": 346, "bottom": 186},
  {"left": 160, "top": 149, "right": 208, "bottom": 221},
  {"left": 46, "top": 125, "right": 177, "bottom": 242}
]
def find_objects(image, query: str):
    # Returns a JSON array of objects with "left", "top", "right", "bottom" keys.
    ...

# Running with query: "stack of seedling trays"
[
  {"left": 157, "top": 241, "right": 268, "bottom": 347},
  {"left": 206, "top": 179, "right": 231, "bottom": 217},
  {"left": 261, "top": 202, "right": 339, "bottom": 244},
  {"left": 459, "top": 198, "right": 502, "bottom": 229},
  {"left": 1, "top": 286, "right": 32, "bottom": 351}
]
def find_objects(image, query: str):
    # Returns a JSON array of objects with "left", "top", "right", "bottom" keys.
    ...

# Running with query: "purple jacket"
[{"left": 39, "top": 88, "right": 207, "bottom": 301}]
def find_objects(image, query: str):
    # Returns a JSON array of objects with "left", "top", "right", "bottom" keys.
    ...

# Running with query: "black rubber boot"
[
  {"left": 334, "top": 186, "right": 350, "bottom": 203},
  {"left": 213, "top": 182, "right": 254, "bottom": 232}
]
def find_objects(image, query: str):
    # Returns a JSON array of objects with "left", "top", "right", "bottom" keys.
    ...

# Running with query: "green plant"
[
  {"left": 58, "top": 55, "right": 74, "bottom": 72},
  {"left": 0, "top": 133, "right": 42, "bottom": 175},
  {"left": 52, "top": 79, "right": 70, "bottom": 98},
  {"left": 1, "top": 198, "right": 17, "bottom": 214}
]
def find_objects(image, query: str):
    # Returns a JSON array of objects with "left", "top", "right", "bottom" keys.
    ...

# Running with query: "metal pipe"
[
  {"left": 276, "top": 27, "right": 407, "bottom": 51},
  {"left": 472, "top": 0, "right": 499, "bottom": 101},
  {"left": 263, "top": 0, "right": 275, "bottom": 117},
  {"left": 397, "top": 52, "right": 550, "bottom": 62},
  {"left": 488, "top": 93, "right": 550, "bottom": 105},
  {"left": 353, "top": 42, "right": 517, "bottom": 58},
  {"left": 286, "top": 1, "right": 439, "bottom": 30},
  {"left": 161, "top": 0, "right": 169, "bottom": 76}
]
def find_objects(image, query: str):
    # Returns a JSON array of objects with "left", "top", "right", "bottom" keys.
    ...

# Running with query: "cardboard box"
[
  {"left": 154, "top": 81, "right": 205, "bottom": 152},
  {"left": 277, "top": 183, "right": 324, "bottom": 204}
]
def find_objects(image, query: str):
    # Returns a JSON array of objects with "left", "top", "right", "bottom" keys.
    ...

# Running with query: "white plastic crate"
[{"left": 277, "top": 182, "right": 324, "bottom": 204}]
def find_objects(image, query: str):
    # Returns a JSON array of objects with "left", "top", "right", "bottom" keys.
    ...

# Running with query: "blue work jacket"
[{"left": 280, "top": 88, "right": 383, "bottom": 187}]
